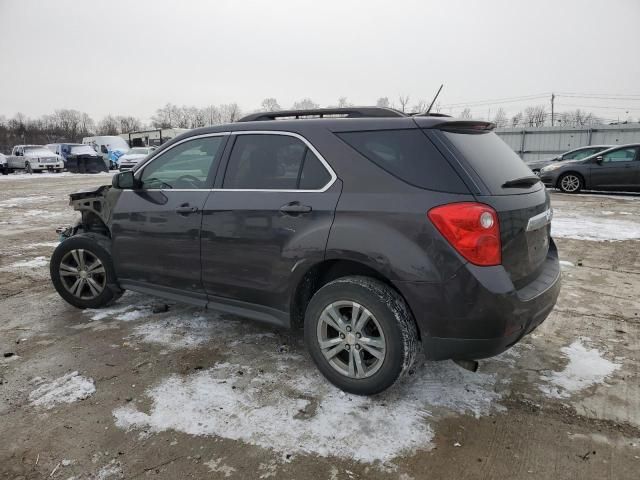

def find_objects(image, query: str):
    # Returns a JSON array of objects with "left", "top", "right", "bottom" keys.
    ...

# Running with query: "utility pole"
[{"left": 551, "top": 93, "right": 555, "bottom": 127}]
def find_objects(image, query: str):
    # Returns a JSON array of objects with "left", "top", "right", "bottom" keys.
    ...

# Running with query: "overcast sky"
[{"left": 1, "top": 0, "right": 639, "bottom": 123}]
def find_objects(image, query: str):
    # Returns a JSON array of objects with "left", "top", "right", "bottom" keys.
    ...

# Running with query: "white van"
[{"left": 82, "top": 136, "right": 130, "bottom": 169}]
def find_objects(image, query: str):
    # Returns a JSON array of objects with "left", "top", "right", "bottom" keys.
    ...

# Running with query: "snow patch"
[
  {"left": 95, "top": 460, "right": 123, "bottom": 480},
  {"left": 29, "top": 371, "right": 96, "bottom": 409},
  {"left": 559, "top": 260, "right": 575, "bottom": 268},
  {"left": 205, "top": 458, "right": 237, "bottom": 477},
  {"left": 0, "top": 195, "right": 52, "bottom": 207},
  {"left": 130, "top": 314, "right": 217, "bottom": 349},
  {"left": 114, "top": 359, "right": 503, "bottom": 463},
  {"left": 8, "top": 256, "right": 49, "bottom": 268},
  {"left": 539, "top": 340, "right": 621, "bottom": 399},
  {"left": 552, "top": 209, "right": 640, "bottom": 241}
]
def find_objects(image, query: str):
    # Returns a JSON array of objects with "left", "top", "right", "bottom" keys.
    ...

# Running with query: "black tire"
[
  {"left": 50, "top": 234, "right": 122, "bottom": 309},
  {"left": 557, "top": 172, "right": 583, "bottom": 193},
  {"left": 25, "top": 162, "right": 33, "bottom": 174},
  {"left": 304, "top": 276, "right": 419, "bottom": 395}
]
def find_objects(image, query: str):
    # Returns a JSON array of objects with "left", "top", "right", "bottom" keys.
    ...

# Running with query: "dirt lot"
[{"left": 1, "top": 172, "right": 639, "bottom": 480}]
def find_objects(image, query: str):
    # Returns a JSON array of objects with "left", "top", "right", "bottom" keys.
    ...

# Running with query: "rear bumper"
[{"left": 394, "top": 239, "right": 561, "bottom": 361}]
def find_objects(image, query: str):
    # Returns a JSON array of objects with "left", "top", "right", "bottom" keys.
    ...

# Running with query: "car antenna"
[{"left": 425, "top": 84, "right": 444, "bottom": 115}]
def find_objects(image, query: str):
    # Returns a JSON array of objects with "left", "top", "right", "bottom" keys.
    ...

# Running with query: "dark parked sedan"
[
  {"left": 539, "top": 144, "right": 640, "bottom": 193},
  {"left": 527, "top": 145, "right": 612, "bottom": 174}
]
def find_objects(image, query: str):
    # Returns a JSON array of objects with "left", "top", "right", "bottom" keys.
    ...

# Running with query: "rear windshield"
[
  {"left": 337, "top": 129, "right": 467, "bottom": 193},
  {"left": 440, "top": 131, "right": 538, "bottom": 194}
]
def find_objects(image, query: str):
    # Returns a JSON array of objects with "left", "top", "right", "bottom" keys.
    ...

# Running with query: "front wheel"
[
  {"left": 558, "top": 173, "right": 583, "bottom": 193},
  {"left": 304, "top": 276, "right": 419, "bottom": 395},
  {"left": 50, "top": 235, "right": 122, "bottom": 309},
  {"left": 25, "top": 162, "right": 33, "bottom": 174}
]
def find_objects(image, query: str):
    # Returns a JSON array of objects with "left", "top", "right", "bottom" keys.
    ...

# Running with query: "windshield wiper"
[{"left": 502, "top": 176, "right": 541, "bottom": 189}]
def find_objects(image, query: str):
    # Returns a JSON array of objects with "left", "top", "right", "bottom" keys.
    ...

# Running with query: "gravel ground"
[{"left": 0, "top": 172, "right": 639, "bottom": 480}]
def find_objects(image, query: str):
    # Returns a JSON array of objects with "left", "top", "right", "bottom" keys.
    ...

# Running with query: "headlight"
[{"left": 541, "top": 163, "right": 562, "bottom": 173}]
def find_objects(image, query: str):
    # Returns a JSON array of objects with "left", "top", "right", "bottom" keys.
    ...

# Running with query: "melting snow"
[
  {"left": 552, "top": 209, "right": 640, "bottom": 241},
  {"left": 114, "top": 355, "right": 503, "bottom": 463},
  {"left": 539, "top": 340, "right": 621, "bottom": 399},
  {"left": 8, "top": 256, "right": 49, "bottom": 268},
  {"left": 559, "top": 260, "right": 575, "bottom": 268},
  {"left": 0, "top": 195, "right": 52, "bottom": 207},
  {"left": 28, "top": 371, "right": 96, "bottom": 409},
  {"left": 129, "top": 315, "right": 217, "bottom": 349}
]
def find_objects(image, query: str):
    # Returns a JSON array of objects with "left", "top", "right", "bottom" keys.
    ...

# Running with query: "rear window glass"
[
  {"left": 336, "top": 129, "right": 467, "bottom": 193},
  {"left": 440, "top": 131, "right": 536, "bottom": 194}
]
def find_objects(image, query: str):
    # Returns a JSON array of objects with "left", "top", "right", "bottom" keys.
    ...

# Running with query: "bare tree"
[
  {"left": 97, "top": 115, "right": 120, "bottom": 135},
  {"left": 291, "top": 98, "right": 320, "bottom": 110},
  {"left": 337, "top": 97, "right": 352, "bottom": 108},
  {"left": 117, "top": 116, "right": 142, "bottom": 133},
  {"left": 524, "top": 105, "right": 547, "bottom": 127},
  {"left": 459, "top": 108, "right": 472, "bottom": 119},
  {"left": 397, "top": 95, "right": 410, "bottom": 113},
  {"left": 218, "top": 103, "right": 243, "bottom": 123},
  {"left": 261, "top": 98, "right": 281, "bottom": 112},
  {"left": 376, "top": 97, "right": 390, "bottom": 108},
  {"left": 411, "top": 100, "right": 427, "bottom": 114},
  {"left": 511, "top": 112, "right": 523, "bottom": 127},
  {"left": 151, "top": 103, "right": 180, "bottom": 128},
  {"left": 493, "top": 108, "right": 508, "bottom": 128}
]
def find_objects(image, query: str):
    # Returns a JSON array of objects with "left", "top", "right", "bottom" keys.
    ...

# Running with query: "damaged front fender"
[{"left": 63, "top": 185, "right": 122, "bottom": 237}]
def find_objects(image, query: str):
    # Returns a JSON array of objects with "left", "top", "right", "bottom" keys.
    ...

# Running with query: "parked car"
[
  {"left": 50, "top": 107, "right": 560, "bottom": 395},
  {"left": 0, "top": 153, "right": 8, "bottom": 175},
  {"left": 526, "top": 145, "right": 613, "bottom": 174},
  {"left": 539, "top": 144, "right": 640, "bottom": 193},
  {"left": 6, "top": 145, "right": 64, "bottom": 173},
  {"left": 82, "top": 136, "right": 130, "bottom": 170},
  {"left": 118, "top": 147, "right": 157, "bottom": 171},
  {"left": 46, "top": 143, "right": 107, "bottom": 173}
]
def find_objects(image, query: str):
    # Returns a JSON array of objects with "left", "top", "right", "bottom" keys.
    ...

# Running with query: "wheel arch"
[{"left": 289, "top": 258, "right": 420, "bottom": 339}]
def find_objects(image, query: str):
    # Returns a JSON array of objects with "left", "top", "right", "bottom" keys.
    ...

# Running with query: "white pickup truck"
[{"left": 5, "top": 145, "right": 65, "bottom": 173}]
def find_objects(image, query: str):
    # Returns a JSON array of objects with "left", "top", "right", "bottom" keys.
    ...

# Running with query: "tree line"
[{"left": 0, "top": 95, "right": 622, "bottom": 153}]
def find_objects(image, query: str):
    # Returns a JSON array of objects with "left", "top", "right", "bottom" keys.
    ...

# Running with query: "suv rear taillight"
[{"left": 428, "top": 202, "right": 501, "bottom": 266}]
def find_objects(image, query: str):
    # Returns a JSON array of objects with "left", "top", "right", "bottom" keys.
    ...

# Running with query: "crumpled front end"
[{"left": 57, "top": 185, "right": 120, "bottom": 239}]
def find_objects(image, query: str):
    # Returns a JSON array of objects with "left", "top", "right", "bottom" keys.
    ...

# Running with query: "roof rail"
[{"left": 237, "top": 107, "right": 407, "bottom": 122}]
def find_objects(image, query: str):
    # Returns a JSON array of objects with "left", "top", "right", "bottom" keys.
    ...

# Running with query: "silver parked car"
[{"left": 118, "top": 147, "right": 157, "bottom": 171}]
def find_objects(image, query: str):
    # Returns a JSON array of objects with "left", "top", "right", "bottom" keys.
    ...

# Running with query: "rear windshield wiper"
[{"left": 501, "top": 176, "right": 541, "bottom": 189}]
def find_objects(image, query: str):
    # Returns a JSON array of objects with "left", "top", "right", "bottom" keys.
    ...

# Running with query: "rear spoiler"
[{"left": 435, "top": 121, "right": 496, "bottom": 134}]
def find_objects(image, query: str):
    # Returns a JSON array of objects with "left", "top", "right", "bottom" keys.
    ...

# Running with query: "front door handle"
[
  {"left": 279, "top": 202, "right": 312, "bottom": 215},
  {"left": 176, "top": 204, "right": 199, "bottom": 215}
]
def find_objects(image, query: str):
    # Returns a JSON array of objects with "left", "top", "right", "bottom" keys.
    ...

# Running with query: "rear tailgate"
[{"left": 430, "top": 123, "right": 552, "bottom": 286}]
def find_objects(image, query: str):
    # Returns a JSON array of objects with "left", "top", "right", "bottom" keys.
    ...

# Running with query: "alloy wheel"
[
  {"left": 59, "top": 249, "right": 106, "bottom": 300},
  {"left": 316, "top": 301, "right": 386, "bottom": 379},
  {"left": 560, "top": 174, "right": 580, "bottom": 192}
]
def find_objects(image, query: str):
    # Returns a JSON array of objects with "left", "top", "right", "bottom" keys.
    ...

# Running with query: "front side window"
[
  {"left": 223, "top": 134, "right": 331, "bottom": 190},
  {"left": 564, "top": 148, "right": 599, "bottom": 160},
  {"left": 601, "top": 147, "right": 638, "bottom": 163},
  {"left": 140, "top": 136, "right": 224, "bottom": 189}
]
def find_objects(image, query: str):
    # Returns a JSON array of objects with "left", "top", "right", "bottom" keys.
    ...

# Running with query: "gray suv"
[{"left": 50, "top": 107, "right": 560, "bottom": 395}]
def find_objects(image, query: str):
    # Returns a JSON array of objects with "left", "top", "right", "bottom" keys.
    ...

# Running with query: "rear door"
[
  {"left": 430, "top": 124, "right": 551, "bottom": 287},
  {"left": 589, "top": 147, "right": 640, "bottom": 189},
  {"left": 111, "top": 134, "right": 227, "bottom": 302},
  {"left": 201, "top": 131, "right": 340, "bottom": 314}
]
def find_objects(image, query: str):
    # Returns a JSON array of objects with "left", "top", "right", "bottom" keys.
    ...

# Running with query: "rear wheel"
[
  {"left": 25, "top": 162, "right": 33, "bottom": 174},
  {"left": 558, "top": 173, "right": 583, "bottom": 193},
  {"left": 304, "top": 276, "right": 419, "bottom": 395},
  {"left": 50, "top": 235, "right": 122, "bottom": 309}
]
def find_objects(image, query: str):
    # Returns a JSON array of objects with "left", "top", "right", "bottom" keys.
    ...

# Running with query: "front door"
[
  {"left": 201, "top": 132, "right": 340, "bottom": 316},
  {"left": 589, "top": 146, "right": 640, "bottom": 189},
  {"left": 111, "top": 134, "right": 227, "bottom": 302}
]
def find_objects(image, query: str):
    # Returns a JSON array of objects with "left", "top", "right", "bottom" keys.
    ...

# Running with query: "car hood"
[{"left": 119, "top": 154, "right": 146, "bottom": 162}]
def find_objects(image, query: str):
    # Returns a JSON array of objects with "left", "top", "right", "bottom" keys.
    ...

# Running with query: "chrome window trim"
[
  {"left": 133, "top": 130, "right": 337, "bottom": 193},
  {"left": 219, "top": 130, "right": 337, "bottom": 193}
]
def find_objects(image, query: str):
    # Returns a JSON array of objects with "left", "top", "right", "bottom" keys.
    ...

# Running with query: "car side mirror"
[
  {"left": 112, "top": 170, "right": 138, "bottom": 189},
  {"left": 595, "top": 155, "right": 604, "bottom": 164}
]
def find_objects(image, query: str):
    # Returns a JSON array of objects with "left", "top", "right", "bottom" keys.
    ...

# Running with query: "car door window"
[
  {"left": 565, "top": 148, "right": 598, "bottom": 160},
  {"left": 601, "top": 148, "right": 638, "bottom": 163},
  {"left": 223, "top": 134, "right": 331, "bottom": 190},
  {"left": 140, "top": 136, "right": 224, "bottom": 189}
]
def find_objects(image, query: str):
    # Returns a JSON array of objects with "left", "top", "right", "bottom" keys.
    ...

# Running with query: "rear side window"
[
  {"left": 337, "top": 129, "right": 467, "bottom": 192},
  {"left": 223, "top": 134, "right": 332, "bottom": 190},
  {"left": 441, "top": 131, "right": 536, "bottom": 194}
]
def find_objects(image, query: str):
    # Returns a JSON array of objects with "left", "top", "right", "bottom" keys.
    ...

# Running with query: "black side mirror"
[
  {"left": 595, "top": 155, "right": 604, "bottom": 164},
  {"left": 112, "top": 170, "right": 137, "bottom": 189}
]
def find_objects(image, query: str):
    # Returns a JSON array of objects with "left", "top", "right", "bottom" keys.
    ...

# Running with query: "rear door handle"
[
  {"left": 176, "top": 204, "right": 199, "bottom": 214},
  {"left": 279, "top": 202, "right": 312, "bottom": 215}
]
